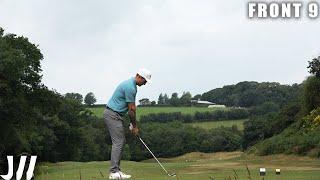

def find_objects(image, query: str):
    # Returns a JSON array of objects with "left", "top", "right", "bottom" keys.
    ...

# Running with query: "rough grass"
[{"left": 36, "top": 152, "right": 320, "bottom": 180}]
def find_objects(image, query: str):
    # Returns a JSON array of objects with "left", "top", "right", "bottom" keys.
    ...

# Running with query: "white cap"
[{"left": 137, "top": 68, "right": 152, "bottom": 83}]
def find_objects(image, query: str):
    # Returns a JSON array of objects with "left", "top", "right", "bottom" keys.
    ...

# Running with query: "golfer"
[{"left": 104, "top": 68, "right": 152, "bottom": 179}]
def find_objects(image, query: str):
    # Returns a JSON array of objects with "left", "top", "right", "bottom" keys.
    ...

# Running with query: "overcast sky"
[{"left": 1, "top": 0, "right": 319, "bottom": 103}]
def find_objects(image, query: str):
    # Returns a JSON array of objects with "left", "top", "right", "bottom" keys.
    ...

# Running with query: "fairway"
[
  {"left": 190, "top": 119, "right": 248, "bottom": 130},
  {"left": 36, "top": 152, "right": 320, "bottom": 180},
  {"left": 88, "top": 106, "right": 227, "bottom": 119}
]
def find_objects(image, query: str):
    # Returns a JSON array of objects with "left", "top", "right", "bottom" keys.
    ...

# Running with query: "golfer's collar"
[{"left": 132, "top": 77, "right": 137, "bottom": 87}]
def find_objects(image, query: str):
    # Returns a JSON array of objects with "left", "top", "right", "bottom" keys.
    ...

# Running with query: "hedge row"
[{"left": 140, "top": 108, "right": 249, "bottom": 123}]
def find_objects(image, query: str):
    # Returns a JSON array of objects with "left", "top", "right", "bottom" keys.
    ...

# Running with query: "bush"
[
  {"left": 250, "top": 101, "right": 280, "bottom": 116},
  {"left": 127, "top": 122, "right": 242, "bottom": 161},
  {"left": 255, "top": 119, "right": 320, "bottom": 156},
  {"left": 303, "top": 76, "right": 320, "bottom": 113},
  {"left": 302, "top": 107, "right": 320, "bottom": 129}
]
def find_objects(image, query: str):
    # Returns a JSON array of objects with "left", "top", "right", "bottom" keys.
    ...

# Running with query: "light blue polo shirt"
[{"left": 107, "top": 77, "right": 137, "bottom": 114}]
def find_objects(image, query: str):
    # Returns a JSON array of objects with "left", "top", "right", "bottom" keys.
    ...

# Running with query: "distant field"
[
  {"left": 88, "top": 106, "right": 227, "bottom": 119},
  {"left": 36, "top": 151, "right": 320, "bottom": 180},
  {"left": 190, "top": 119, "right": 248, "bottom": 130}
]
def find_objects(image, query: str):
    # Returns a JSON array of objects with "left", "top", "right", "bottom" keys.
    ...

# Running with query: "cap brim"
[{"left": 140, "top": 75, "right": 152, "bottom": 84}]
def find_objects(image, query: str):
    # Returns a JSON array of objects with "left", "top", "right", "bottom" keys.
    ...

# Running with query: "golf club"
[
  {"left": 130, "top": 124, "right": 176, "bottom": 177},
  {"left": 138, "top": 136, "right": 176, "bottom": 177}
]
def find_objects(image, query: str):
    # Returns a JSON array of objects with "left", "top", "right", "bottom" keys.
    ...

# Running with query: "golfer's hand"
[{"left": 131, "top": 126, "right": 139, "bottom": 136}]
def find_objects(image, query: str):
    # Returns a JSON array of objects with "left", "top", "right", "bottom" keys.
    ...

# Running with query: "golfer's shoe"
[
  {"left": 109, "top": 171, "right": 131, "bottom": 179},
  {"left": 119, "top": 171, "right": 131, "bottom": 179}
]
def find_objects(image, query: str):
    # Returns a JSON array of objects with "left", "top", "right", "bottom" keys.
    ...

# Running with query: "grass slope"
[{"left": 36, "top": 152, "right": 320, "bottom": 180}]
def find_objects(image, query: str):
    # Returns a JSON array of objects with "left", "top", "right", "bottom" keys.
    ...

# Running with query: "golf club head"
[{"left": 168, "top": 173, "right": 176, "bottom": 177}]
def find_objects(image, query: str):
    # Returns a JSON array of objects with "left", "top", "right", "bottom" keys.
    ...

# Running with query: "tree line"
[
  {"left": 0, "top": 28, "right": 103, "bottom": 173},
  {"left": 156, "top": 92, "right": 198, "bottom": 106},
  {"left": 65, "top": 92, "right": 97, "bottom": 106},
  {"left": 139, "top": 92, "right": 197, "bottom": 106},
  {"left": 127, "top": 122, "right": 242, "bottom": 161},
  {"left": 201, "top": 81, "right": 300, "bottom": 108},
  {"left": 140, "top": 82, "right": 300, "bottom": 108},
  {"left": 242, "top": 57, "right": 320, "bottom": 157}
]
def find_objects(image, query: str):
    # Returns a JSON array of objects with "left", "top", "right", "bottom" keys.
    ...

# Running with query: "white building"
[
  {"left": 208, "top": 104, "right": 226, "bottom": 108},
  {"left": 190, "top": 100, "right": 215, "bottom": 106}
]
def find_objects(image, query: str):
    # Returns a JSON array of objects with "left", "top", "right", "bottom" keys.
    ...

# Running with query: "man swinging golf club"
[{"left": 104, "top": 68, "right": 152, "bottom": 179}]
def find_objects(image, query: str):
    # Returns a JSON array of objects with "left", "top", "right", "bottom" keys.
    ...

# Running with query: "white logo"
[{"left": 1, "top": 156, "right": 37, "bottom": 180}]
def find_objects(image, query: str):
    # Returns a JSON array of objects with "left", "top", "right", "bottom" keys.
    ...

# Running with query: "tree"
[
  {"left": 303, "top": 76, "right": 320, "bottom": 113},
  {"left": 65, "top": 92, "right": 83, "bottom": 104},
  {"left": 307, "top": 56, "right": 320, "bottom": 77},
  {"left": 157, "top": 93, "right": 164, "bottom": 105},
  {"left": 250, "top": 101, "right": 280, "bottom": 115},
  {"left": 84, "top": 92, "right": 97, "bottom": 106},
  {"left": 0, "top": 27, "right": 44, "bottom": 169},
  {"left": 242, "top": 113, "right": 276, "bottom": 149},
  {"left": 303, "top": 56, "right": 320, "bottom": 113},
  {"left": 169, "top": 92, "right": 180, "bottom": 106},
  {"left": 163, "top": 94, "right": 169, "bottom": 105},
  {"left": 180, "top": 92, "right": 192, "bottom": 106},
  {"left": 139, "top": 98, "right": 151, "bottom": 106},
  {"left": 192, "top": 94, "right": 202, "bottom": 100},
  {"left": 0, "top": 28, "right": 113, "bottom": 169}
]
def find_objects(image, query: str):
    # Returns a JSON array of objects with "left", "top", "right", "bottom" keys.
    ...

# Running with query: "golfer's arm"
[{"left": 128, "top": 103, "right": 137, "bottom": 127}]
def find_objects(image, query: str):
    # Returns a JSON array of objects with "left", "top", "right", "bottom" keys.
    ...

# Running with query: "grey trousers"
[{"left": 104, "top": 108, "right": 126, "bottom": 173}]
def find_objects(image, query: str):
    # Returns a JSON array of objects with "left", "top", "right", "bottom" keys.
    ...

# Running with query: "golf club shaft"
[{"left": 138, "top": 137, "right": 169, "bottom": 175}]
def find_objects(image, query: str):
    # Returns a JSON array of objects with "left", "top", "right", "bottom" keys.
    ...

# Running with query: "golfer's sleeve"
[{"left": 125, "top": 87, "right": 136, "bottom": 103}]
